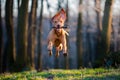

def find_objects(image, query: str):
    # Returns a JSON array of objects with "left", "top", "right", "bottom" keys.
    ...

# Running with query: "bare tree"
[
  {"left": 46, "top": 0, "right": 52, "bottom": 26},
  {"left": 57, "top": 0, "right": 62, "bottom": 11},
  {"left": 0, "top": 0, "right": 3, "bottom": 73},
  {"left": 118, "top": 12, "right": 120, "bottom": 51},
  {"left": 94, "top": 0, "right": 102, "bottom": 67},
  {"left": 95, "top": 0, "right": 102, "bottom": 35},
  {"left": 76, "top": 0, "right": 83, "bottom": 68},
  {"left": 102, "top": 0, "right": 114, "bottom": 54},
  {"left": 98, "top": 0, "right": 114, "bottom": 66},
  {"left": 17, "top": 0, "right": 20, "bottom": 10},
  {"left": 16, "top": 0, "right": 29, "bottom": 71},
  {"left": 28, "top": 0, "right": 37, "bottom": 70},
  {"left": 4, "top": 0, "right": 16, "bottom": 72},
  {"left": 64, "top": 0, "right": 69, "bottom": 69},
  {"left": 37, "top": 0, "right": 43, "bottom": 71}
]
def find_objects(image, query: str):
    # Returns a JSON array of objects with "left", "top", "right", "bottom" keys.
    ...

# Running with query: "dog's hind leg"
[
  {"left": 55, "top": 50, "right": 59, "bottom": 57},
  {"left": 55, "top": 47, "right": 61, "bottom": 57},
  {"left": 62, "top": 37, "right": 67, "bottom": 57},
  {"left": 48, "top": 50, "right": 52, "bottom": 56},
  {"left": 58, "top": 44, "right": 63, "bottom": 51},
  {"left": 47, "top": 41, "right": 53, "bottom": 56}
]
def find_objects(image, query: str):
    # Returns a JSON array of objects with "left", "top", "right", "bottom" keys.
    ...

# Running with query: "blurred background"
[{"left": 0, "top": 0, "right": 120, "bottom": 72}]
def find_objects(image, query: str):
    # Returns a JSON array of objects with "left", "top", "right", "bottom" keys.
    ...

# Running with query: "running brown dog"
[{"left": 47, "top": 9, "right": 69, "bottom": 57}]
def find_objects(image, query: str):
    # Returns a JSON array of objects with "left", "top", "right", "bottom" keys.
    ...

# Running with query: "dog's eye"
[
  {"left": 60, "top": 20, "right": 62, "bottom": 23},
  {"left": 54, "top": 21, "right": 57, "bottom": 23}
]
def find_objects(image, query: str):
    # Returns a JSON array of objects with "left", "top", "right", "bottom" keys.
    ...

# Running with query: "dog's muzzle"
[
  {"left": 53, "top": 25, "right": 62, "bottom": 32},
  {"left": 55, "top": 25, "right": 61, "bottom": 30},
  {"left": 57, "top": 25, "right": 60, "bottom": 29}
]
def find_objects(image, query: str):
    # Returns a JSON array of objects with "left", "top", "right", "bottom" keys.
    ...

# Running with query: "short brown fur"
[{"left": 47, "top": 9, "right": 68, "bottom": 57}]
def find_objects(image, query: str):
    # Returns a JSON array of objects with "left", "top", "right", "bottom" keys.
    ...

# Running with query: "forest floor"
[{"left": 0, "top": 68, "right": 120, "bottom": 80}]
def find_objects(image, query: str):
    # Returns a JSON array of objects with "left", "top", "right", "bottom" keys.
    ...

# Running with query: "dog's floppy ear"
[
  {"left": 51, "top": 11, "right": 60, "bottom": 21},
  {"left": 51, "top": 13, "right": 58, "bottom": 21},
  {"left": 60, "top": 8, "right": 66, "bottom": 21},
  {"left": 51, "top": 8, "right": 66, "bottom": 21}
]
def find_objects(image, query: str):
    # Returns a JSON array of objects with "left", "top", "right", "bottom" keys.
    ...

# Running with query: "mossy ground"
[{"left": 0, "top": 68, "right": 120, "bottom": 80}]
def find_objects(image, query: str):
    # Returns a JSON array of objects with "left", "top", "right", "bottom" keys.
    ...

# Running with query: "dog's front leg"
[
  {"left": 62, "top": 36, "right": 67, "bottom": 56},
  {"left": 47, "top": 41, "right": 53, "bottom": 56}
]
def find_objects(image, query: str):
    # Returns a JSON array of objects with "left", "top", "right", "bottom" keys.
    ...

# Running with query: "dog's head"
[{"left": 51, "top": 9, "right": 66, "bottom": 33}]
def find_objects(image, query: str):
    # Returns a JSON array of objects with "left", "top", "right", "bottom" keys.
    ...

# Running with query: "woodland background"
[{"left": 0, "top": 0, "right": 120, "bottom": 73}]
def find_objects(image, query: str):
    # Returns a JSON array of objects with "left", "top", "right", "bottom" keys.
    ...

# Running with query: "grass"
[{"left": 0, "top": 68, "right": 120, "bottom": 80}]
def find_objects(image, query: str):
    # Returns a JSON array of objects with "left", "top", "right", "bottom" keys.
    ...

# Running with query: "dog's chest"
[
  {"left": 53, "top": 29, "right": 63, "bottom": 47},
  {"left": 54, "top": 39, "right": 61, "bottom": 47},
  {"left": 54, "top": 29, "right": 63, "bottom": 37}
]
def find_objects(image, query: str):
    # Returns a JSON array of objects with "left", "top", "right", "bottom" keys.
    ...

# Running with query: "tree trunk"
[
  {"left": 118, "top": 13, "right": 120, "bottom": 51},
  {"left": 102, "top": 0, "right": 114, "bottom": 54},
  {"left": 64, "top": 0, "right": 69, "bottom": 69},
  {"left": 0, "top": 0, "right": 3, "bottom": 73},
  {"left": 98, "top": 0, "right": 114, "bottom": 66},
  {"left": 76, "top": 0, "right": 83, "bottom": 68},
  {"left": 37, "top": 0, "right": 43, "bottom": 71},
  {"left": 27, "top": 0, "right": 37, "bottom": 70},
  {"left": 94, "top": 0, "right": 102, "bottom": 67},
  {"left": 95, "top": 0, "right": 102, "bottom": 32},
  {"left": 17, "top": 0, "right": 20, "bottom": 10},
  {"left": 16, "top": 0, "right": 29, "bottom": 71},
  {"left": 46, "top": 0, "right": 52, "bottom": 26},
  {"left": 4, "top": 0, "right": 16, "bottom": 72},
  {"left": 57, "top": 0, "right": 62, "bottom": 11}
]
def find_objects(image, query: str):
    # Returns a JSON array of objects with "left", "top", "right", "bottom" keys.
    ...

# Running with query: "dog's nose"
[{"left": 57, "top": 25, "right": 60, "bottom": 29}]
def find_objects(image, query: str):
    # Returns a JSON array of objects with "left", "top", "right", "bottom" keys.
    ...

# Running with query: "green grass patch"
[{"left": 0, "top": 68, "right": 120, "bottom": 80}]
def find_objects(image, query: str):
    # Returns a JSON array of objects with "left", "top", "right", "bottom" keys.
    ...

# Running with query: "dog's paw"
[
  {"left": 48, "top": 50, "right": 52, "bottom": 56},
  {"left": 55, "top": 51, "right": 59, "bottom": 57},
  {"left": 63, "top": 53, "right": 67, "bottom": 57}
]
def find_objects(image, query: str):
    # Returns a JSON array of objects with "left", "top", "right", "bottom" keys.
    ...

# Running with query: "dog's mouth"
[
  {"left": 53, "top": 25, "right": 62, "bottom": 32},
  {"left": 52, "top": 25, "right": 68, "bottom": 29},
  {"left": 55, "top": 28, "right": 61, "bottom": 33},
  {"left": 57, "top": 25, "right": 60, "bottom": 28},
  {"left": 54, "top": 25, "right": 62, "bottom": 29},
  {"left": 52, "top": 24, "right": 68, "bottom": 33}
]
